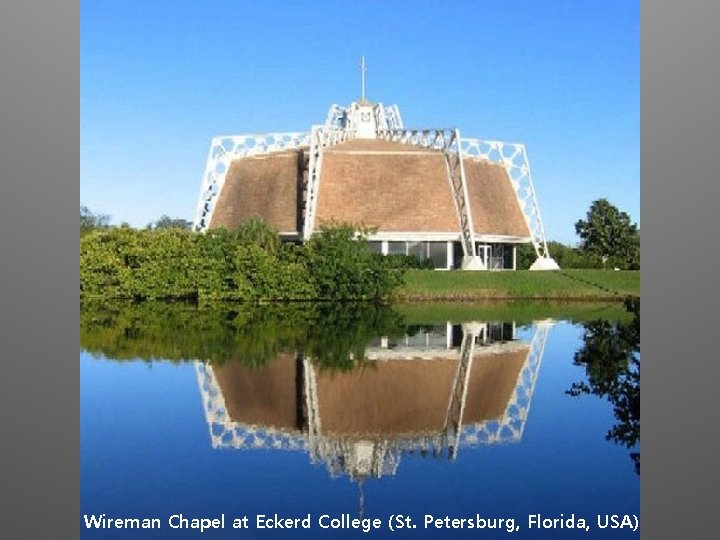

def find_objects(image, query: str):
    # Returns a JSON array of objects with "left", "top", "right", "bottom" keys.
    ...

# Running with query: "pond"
[{"left": 80, "top": 300, "right": 639, "bottom": 539}]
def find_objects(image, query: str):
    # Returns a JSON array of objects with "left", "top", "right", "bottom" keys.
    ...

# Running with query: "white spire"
[{"left": 360, "top": 56, "right": 366, "bottom": 101}]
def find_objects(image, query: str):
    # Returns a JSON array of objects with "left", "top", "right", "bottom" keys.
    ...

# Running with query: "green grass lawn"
[{"left": 394, "top": 269, "right": 639, "bottom": 301}]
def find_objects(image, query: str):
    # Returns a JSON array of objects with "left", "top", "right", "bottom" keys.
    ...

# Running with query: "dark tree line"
[
  {"left": 80, "top": 206, "right": 111, "bottom": 235},
  {"left": 80, "top": 206, "right": 192, "bottom": 235}
]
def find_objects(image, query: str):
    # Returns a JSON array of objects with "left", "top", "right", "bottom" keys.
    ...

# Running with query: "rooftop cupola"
[{"left": 347, "top": 57, "right": 378, "bottom": 138}]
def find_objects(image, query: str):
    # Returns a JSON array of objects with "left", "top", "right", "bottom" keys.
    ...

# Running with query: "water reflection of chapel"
[{"left": 196, "top": 321, "right": 552, "bottom": 480}]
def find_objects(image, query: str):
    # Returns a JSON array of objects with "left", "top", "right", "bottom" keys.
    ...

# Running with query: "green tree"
[
  {"left": 304, "top": 224, "right": 404, "bottom": 301},
  {"left": 146, "top": 215, "right": 192, "bottom": 230},
  {"left": 231, "top": 217, "right": 280, "bottom": 255},
  {"left": 80, "top": 206, "right": 111, "bottom": 235},
  {"left": 575, "top": 199, "right": 639, "bottom": 269},
  {"left": 515, "top": 243, "right": 536, "bottom": 270}
]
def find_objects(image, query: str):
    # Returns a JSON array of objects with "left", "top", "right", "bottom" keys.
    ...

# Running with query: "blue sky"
[{"left": 81, "top": 0, "right": 639, "bottom": 245}]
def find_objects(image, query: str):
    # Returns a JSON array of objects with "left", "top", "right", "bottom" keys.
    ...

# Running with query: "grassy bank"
[{"left": 394, "top": 269, "right": 640, "bottom": 302}]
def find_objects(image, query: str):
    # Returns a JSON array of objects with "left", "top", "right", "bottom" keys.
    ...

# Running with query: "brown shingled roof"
[
  {"left": 315, "top": 359, "right": 457, "bottom": 436},
  {"left": 464, "top": 159, "right": 531, "bottom": 238},
  {"left": 316, "top": 140, "right": 459, "bottom": 232},
  {"left": 208, "top": 140, "right": 531, "bottom": 239},
  {"left": 212, "top": 354, "right": 301, "bottom": 431},
  {"left": 209, "top": 150, "right": 304, "bottom": 233}
]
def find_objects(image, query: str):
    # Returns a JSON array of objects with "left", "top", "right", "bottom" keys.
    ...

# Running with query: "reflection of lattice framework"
[
  {"left": 194, "top": 322, "right": 552, "bottom": 463},
  {"left": 444, "top": 331, "right": 475, "bottom": 458},
  {"left": 194, "top": 362, "right": 308, "bottom": 451},
  {"left": 376, "top": 128, "right": 477, "bottom": 259},
  {"left": 458, "top": 322, "right": 551, "bottom": 446},
  {"left": 460, "top": 139, "right": 551, "bottom": 258},
  {"left": 192, "top": 132, "right": 310, "bottom": 232},
  {"left": 310, "top": 437, "right": 401, "bottom": 480}
]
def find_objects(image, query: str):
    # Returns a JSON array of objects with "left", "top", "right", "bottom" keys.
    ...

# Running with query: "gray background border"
[
  {"left": 642, "top": 0, "right": 719, "bottom": 536},
  {"left": 1, "top": 0, "right": 718, "bottom": 537},
  {"left": 1, "top": 0, "right": 79, "bottom": 538}
]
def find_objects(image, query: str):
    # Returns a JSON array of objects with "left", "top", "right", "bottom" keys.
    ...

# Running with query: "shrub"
[
  {"left": 303, "top": 224, "right": 404, "bottom": 301},
  {"left": 233, "top": 243, "right": 317, "bottom": 301},
  {"left": 80, "top": 222, "right": 406, "bottom": 302}
]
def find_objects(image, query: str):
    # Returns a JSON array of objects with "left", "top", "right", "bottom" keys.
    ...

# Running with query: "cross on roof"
[{"left": 361, "top": 56, "right": 366, "bottom": 101}]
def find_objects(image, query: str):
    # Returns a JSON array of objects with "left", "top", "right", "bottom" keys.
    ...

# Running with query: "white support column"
[
  {"left": 303, "top": 126, "right": 354, "bottom": 239},
  {"left": 375, "top": 128, "right": 485, "bottom": 270}
]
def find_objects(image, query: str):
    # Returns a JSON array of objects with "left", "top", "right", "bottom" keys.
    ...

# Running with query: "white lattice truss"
[
  {"left": 192, "top": 132, "right": 311, "bottom": 231},
  {"left": 323, "top": 103, "right": 404, "bottom": 131},
  {"left": 460, "top": 139, "right": 551, "bottom": 259},
  {"left": 456, "top": 321, "right": 551, "bottom": 447},
  {"left": 193, "top": 321, "right": 553, "bottom": 478},
  {"left": 381, "top": 104, "right": 404, "bottom": 131},
  {"left": 302, "top": 126, "right": 354, "bottom": 240},
  {"left": 376, "top": 128, "right": 477, "bottom": 258}
]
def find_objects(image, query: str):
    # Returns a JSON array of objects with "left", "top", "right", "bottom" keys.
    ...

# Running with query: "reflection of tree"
[
  {"left": 568, "top": 297, "right": 640, "bottom": 474},
  {"left": 80, "top": 301, "right": 407, "bottom": 370}
]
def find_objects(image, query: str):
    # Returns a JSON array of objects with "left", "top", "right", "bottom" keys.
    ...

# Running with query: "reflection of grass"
[
  {"left": 80, "top": 298, "right": 636, "bottom": 368},
  {"left": 396, "top": 301, "right": 634, "bottom": 325},
  {"left": 395, "top": 269, "right": 640, "bottom": 301}
]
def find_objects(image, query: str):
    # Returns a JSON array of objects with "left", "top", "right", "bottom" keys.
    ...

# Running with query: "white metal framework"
[
  {"left": 461, "top": 139, "right": 552, "bottom": 260},
  {"left": 302, "top": 126, "right": 354, "bottom": 240},
  {"left": 193, "top": 320, "right": 553, "bottom": 479},
  {"left": 324, "top": 104, "right": 348, "bottom": 129},
  {"left": 376, "top": 128, "right": 479, "bottom": 264},
  {"left": 323, "top": 103, "right": 404, "bottom": 132},
  {"left": 381, "top": 104, "right": 404, "bottom": 130},
  {"left": 192, "top": 132, "right": 310, "bottom": 231}
]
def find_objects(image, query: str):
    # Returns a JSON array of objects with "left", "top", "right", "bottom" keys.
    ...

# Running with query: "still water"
[{"left": 80, "top": 301, "right": 639, "bottom": 539}]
